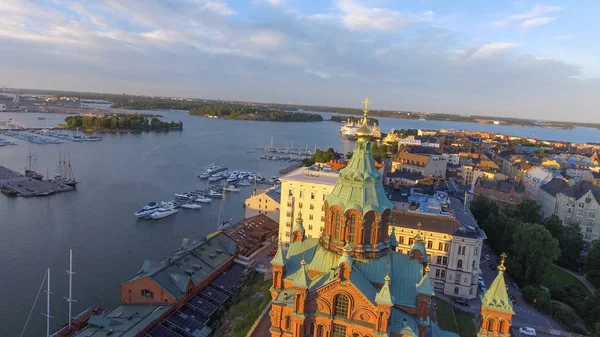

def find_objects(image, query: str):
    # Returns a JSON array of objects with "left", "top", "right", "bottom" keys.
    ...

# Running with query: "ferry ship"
[
  {"left": 340, "top": 120, "right": 381, "bottom": 139},
  {"left": 340, "top": 120, "right": 360, "bottom": 140}
]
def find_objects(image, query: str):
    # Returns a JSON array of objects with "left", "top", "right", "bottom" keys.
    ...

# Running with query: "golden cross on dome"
[
  {"left": 499, "top": 252, "right": 507, "bottom": 271},
  {"left": 362, "top": 97, "right": 371, "bottom": 117},
  {"left": 417, "top": 222, "right": 423, "bottom": 232},
  {"left": 362, "top": 97, "right": 371, "bottom": 113}
]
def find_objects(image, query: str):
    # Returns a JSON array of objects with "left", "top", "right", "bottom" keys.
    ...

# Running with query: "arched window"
[
  {"left": 333, "top": 294, "right": 349, "bottom": 318},
  {"left": 363, "top": 212, "right": 374, "bottom": 245},
  {"left": 499, "top": 321, "right": 506, "bottom": 333},
  {"left": 285, "top": 316, "right": 291, "bottom": 330},
  {"left": 487, "top": 319, "right": 494, "bottom": 332},
  {"left": 317, "top": 325, "right": 324, "bottom": 337},
  {"left": 348, "top": 214, "right": 356, "bottom": 243},
  {"left": 457, "top": 259, "right": 463, "bottom": 269},
  {"left": 332, "top": 210, "right": 340, "bottom": 239}
]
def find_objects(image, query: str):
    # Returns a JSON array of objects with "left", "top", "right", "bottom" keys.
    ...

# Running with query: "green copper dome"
[{"left": 325, "top": 128, "right": 392, "bottom": 216}]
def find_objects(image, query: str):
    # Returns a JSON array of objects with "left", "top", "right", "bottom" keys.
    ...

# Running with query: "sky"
[{"left": 0, "top": 0, "right": 599, "bottom": 122}]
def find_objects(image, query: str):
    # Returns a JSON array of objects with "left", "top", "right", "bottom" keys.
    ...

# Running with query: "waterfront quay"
[{"left": 0, "top": 165, "right": 73, "bottom": 197}]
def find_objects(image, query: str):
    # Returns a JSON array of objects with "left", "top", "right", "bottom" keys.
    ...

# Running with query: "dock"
[
  {"left": 279, "top": 163, "right": 303, "bottom": 175},
  {"left": 0, "top": 165, "right": 74, "bottom": 197}
]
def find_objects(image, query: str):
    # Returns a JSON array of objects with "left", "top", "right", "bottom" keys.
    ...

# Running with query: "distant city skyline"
[{"left": 1, "top": 0, "right": 599, "bottom": 122}]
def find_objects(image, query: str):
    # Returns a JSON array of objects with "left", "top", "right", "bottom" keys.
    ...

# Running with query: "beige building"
[
  {"left": 554, "top": 181, "right": 600, "bottom": 242},
  {"left": 278, "top": 165, "right": 337, "bottom": 243},
  {"left": 391, "top": 152, "right": 448, "bottom": 178},
  {"left": 388, "top": 192, "right": 485, "bottom": 299},
  {"left": 244, "top": 185, "right": 281, "bottom": 222}
]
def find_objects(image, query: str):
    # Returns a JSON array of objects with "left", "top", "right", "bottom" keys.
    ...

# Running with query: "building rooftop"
[
  {"left": 387, "top": 170, "right": 426, "bottom": 181},
  {"left": 393, "top": 152, "right": 432, "bottom": 167},
  {"left": 224, "top": 214, "right": 279, "bottom": 256},
  {"left": 560, "top": 180, "right": 600, "bottom": 202},
  {"left": 279, "top": 165, "right": 339, "bottom": 185},
  {"left": 540, "top": 178, "right": 571, "bottom": 197},
  {"left": 281, "top": 238, "right": 424, "bottom": 308},
  {"left": 124, "top": 231, "right": 238, "bottom": 301},
  {"left": 73, "top": 305, "right": 171, "bottom": 337},
  {"left": 477, "top": 179, "right": 524, "bottom": 194},
  {"left": 264, "top": 185, "right": 281, "bottom": 204}
]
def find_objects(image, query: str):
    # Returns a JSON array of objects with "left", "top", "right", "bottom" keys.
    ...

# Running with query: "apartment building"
[
  {"left": 278, "top": 164, "right": 337, "bottom": 243},
  {"left": 244, "top": 185, "right": 281, "bottom": 222},
  {"left": 389, "top": 193, "right": 485, "bottom": 299},
  {"left": 522, "top": 166, "right": 554, "bottom": 200},
  {"left": 555, "top": 181, "right": 600, "bottom": 242}
]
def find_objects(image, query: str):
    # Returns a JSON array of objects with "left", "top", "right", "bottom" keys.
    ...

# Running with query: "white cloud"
[
  {"left": 304, "top": 68, "right": 331, "bottom": 79},
  {"left": 255, "top": 0, "right": 285, "bottom": 6},
  {"left": 469, "top": 42, "right": 520, "bottom": 60},
  {"left": 335, "top": 0, "right": 433, "bottom": 32},
  {"left": 202, "top": 1, "right": 235, "bottom": 16},
  {"left": 494, "top": 4, "right": 562, "bottom": 27},
  {"left": 248, "top": 30, "right": 288, "bottom": 50},
  {"left": 375, "top": 48, "right": 391, "bottom": 56},
  {"left": 521, "top": 16, "right": 555, "bottom": 29}
]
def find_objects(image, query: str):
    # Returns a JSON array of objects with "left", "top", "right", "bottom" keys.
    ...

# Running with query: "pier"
[{"left": 0, "top": 166, "right": 74, "bottom": 197}]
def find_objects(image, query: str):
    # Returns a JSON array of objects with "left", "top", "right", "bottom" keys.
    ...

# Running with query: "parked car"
[
  {"left": 519, "top": 327, "right": 536, "bottom": 336},
  {"left": 268, "top": 249, "right": 277, "bottom": 257},
  {"left": 509, "top": 295, "right": 518, "bottom": 303},
  {"left": 455, "top": 297, "right": 469, "bottom": 306},
  {"left": 490, "top": 264, "right": 497, "bottom": 271},
  {"left": 484, "top": 254, "right": 491, "bottom": 260}
]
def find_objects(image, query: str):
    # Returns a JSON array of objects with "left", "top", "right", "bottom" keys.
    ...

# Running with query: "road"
[{"left": 477, "top": 245, "right": 564, "bottom": 331}]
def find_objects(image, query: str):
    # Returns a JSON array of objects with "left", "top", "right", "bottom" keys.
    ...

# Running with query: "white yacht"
[
  {"left": 223, "top": 185, "right": 240, "bottom": 192},
  {"left": 174, "top": 193, "right": 190, "bottom": 199},
  {"left": 150, "top": 208, "right": 178, "bottom": 219},
  {"left": 208, "top": 172, "right": 227, "bottom": 182},
  {"left": 195, "top": 196, "right": 212, "bottom": 203},
  {"left": 181, "top": 203, "right": 202, "bottom": 210},
  {"left": 208, "top": 190, "right": 223, "bottom": 198},
  {"left": 160, "top": 201, "right": 176, "bottom": 209},
  {"left": 134, "top": 201, "right": 159, "bottom": 218},
  {"left": 237, "top": 180, "right": 251, "bottom": 186}
]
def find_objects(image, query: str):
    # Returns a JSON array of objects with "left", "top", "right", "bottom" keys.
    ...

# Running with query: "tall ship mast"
[
  {"left": 55, "top": 150, "right": 77, "bottom": 188},
  {"left": 25, "top": 149, "right": 44, "bottom": 180}
]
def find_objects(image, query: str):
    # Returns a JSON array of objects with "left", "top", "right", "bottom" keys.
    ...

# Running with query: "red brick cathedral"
[{"left": 268, "top": 101, "right": 461, "bottom": 337}]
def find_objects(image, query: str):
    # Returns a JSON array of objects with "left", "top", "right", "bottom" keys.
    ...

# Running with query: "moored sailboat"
[{"left": 55, "top": 151, "right": 78, "bottom": 188}]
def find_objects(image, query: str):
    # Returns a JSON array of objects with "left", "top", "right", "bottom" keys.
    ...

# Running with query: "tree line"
[
  {"left": 189, "top": 104, "right": 322, "bottom": 122},
  {"left": 64, "top": 114, "right": 183, "bottom": 132},
  {"left": 471, "top": 197, "right": 599, "bottom": 334},
  {"left": 330, "top": 115, "right": 379, "bottom": 125}
]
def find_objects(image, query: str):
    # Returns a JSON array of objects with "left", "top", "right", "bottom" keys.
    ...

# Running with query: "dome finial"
[
  {"left": 498, "top": 252, "right": 507, "bottom": 272},
  {"left": 356, "top": 97, "right": 373, "bottom": 138}
]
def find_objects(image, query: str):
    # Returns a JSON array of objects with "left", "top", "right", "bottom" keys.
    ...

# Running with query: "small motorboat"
[
  {"left": 174, "top": 193, "right": 189, "bottom": 199},
  {"left": 134, "top": 201, "right": 159, "bottom": 218},
  {"left": 181, "top": 203, "right": 202, "bottom": 210},
  {"left": 223, "top": 185, "right": 240, "bottom": 192},
  {"left": 195, "top": 196, "right": 212, "bottom": 203},
  {"left": 149, "top": 208, "right": 178, "bottom": 219},
  {"left": 237, "top": 180, "right": 251, "bottom": 186}
]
